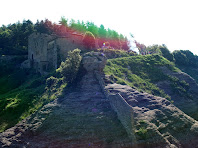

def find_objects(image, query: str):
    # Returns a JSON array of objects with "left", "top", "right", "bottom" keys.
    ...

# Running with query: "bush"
[
  {"left": 159, "top": 46, "right": 174, "bottom": 62},
  {"left": 83, "top": 31, "right": 96, "bottom": 50},
  {"left": 173, "top": 50, "right": 189, "bottom": 66},
  {"left": 59, "top": 49, "right": 82, "bottom": 83},
  {"left": 46, "top": 76, "right": 57, "bottom": 88}
]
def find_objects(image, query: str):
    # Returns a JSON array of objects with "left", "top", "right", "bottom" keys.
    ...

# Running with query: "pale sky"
[{"left": 0, "top": 0, "right": 198, "bottom": 55}]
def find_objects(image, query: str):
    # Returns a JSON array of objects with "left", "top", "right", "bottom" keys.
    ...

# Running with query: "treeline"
[
  {"left": 59, "top": 17, "right": 129, "bottom": 50},
  {"left": 135, "top": 42, "right": 198, "bottom": 68},
  {"left": 0, "top": 18, "right": 130, "bottom": 55}
]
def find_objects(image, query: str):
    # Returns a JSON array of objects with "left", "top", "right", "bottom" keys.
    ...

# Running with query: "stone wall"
[
  {"left": 26, "top": 32, "right": 87, "bottom": 74},
  {"left": 108, "top": 94, "right": 136, "bottom": 142},
  {"left": 56, "top": 37, "right": 85, "bottom": 62},
  {"left": 94, "top": 71, "right": 136, "bottom": 144},
  {"left": 28, "top": 33, "right": 57, "bottom": 74}
]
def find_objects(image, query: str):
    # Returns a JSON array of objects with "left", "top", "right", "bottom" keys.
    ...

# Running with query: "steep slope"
[
  {"left": 104, "top": 55, "right": 198, "bottom": 119},
  {"left": 1, "top": 53, "right": 198, "bottom": 148},
  {"left": 156, "top": 66, "right": 198, "bottom": 118},
  {"left": 105, "top": 83, "right": 198, "bottom": 147},
  {"left": 0, "top": 53, "right": 133, "bottom": 147}
]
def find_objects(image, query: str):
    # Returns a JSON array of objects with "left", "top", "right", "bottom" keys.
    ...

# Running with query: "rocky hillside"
[
  {"left": 1, "top": 53, "right": 198, "bottom": 147},
  {"left": 104, "top": 55, "right": 198, "bottom": 119}
]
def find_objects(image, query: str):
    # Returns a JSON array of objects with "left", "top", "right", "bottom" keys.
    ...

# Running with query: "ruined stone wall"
[
  {"left": 56, "top": 37, "right": 85, "bottom": 62},
  {"left": 47, "top": 40, "right": 57, "bottom": 70},
  {"left": 108, "top": 94, "right": 136, "bottom": 142},
  {"left": 28, "top": 33, "right": 56, "bottom": 73},
  {"left": 94, "top": 71, "right": 136, "bottom": 143},
  {"left": 27, "top": 32, "right": 91, "bottom": 74}
]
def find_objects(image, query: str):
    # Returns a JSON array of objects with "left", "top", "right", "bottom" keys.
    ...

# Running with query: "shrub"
[
  {"left": 173, "top": 50, "right": 189, "bottom": 66},
  {"left": 83, "top": 31, "right": 96, "bottom": 50},
  {"left": 159, "top": 46, "right": 174, "bottom": 62},
  {"left": 59, "top": 49, "right": 82, "bottom": 83},
  {"left": 46, "top": 76, "right": 57, "bottom": 88}
]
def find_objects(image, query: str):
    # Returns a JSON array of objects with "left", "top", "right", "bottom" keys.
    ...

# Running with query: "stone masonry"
[{"left": 22, "top": 31, "right": 91, "bottom": 74}]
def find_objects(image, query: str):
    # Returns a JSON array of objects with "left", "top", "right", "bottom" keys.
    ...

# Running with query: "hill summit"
[{"left": 1, "top": 52, "right": 198, "bottom": 148}]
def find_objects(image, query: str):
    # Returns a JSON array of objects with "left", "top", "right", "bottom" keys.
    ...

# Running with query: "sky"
[{"left": 0, "top": 0, "right": 198, "bottom": 55}]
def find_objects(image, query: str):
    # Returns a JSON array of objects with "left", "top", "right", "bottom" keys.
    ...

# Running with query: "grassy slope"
[
  {"left": 0, "top": 68, "right": 66, "bottom": 132},
  {"left": 104, "top": 54, "right": 180, "bottom": 100},
  {"left": 177, "top": 65, "right": 198, "bottom": 83},
  {"left": 0, "top": 69, "right": 45, "bottom": 132}
]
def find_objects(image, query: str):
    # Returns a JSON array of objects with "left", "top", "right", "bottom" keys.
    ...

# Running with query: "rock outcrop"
[
  {"left": 0, "top": 52, "right": 132, "bottom": 147},
  {"left": 1, "top": 53, "right": 198, "bottom": 148},
  {"left": 105, "top": 83, "right": 198, "bottom": 147},
  {"left": 82, "top": 52, "right": 107, "bottom": 72}
]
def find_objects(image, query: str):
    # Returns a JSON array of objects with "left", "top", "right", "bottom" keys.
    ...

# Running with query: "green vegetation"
[
  {"left": 136, "top": 120, "right": 148, "bottom": 140},
  {"left": 0, "top": 66, "right": 68, "bottom": 132},
  {"left": 173, "top": 50, "right": 198, "bottom": 83},
  {"left": 104, "top": 54, "right": 180, "bottom": 99},
  {"left": 0, "top": 49, "right": 84, "bottom": 132},
  {"left": 136, "top": 127, "right": 148, "bottom": 140},
  {"left": 0, "top": 70, "right": 46, "bottom": 132},
  {"left": 1, "top": 17, "right": 198, "bottom": 136},
  {"left": 168, "top": 76, "right": 191, "bottom": 98},
  {"left": 57, "top": 49, "right": 82, "bottom": 84},
  {"left": 135, "top": 42, "right": 198, "bottom": 83},
  {"left": 0, "top": 18, "right": 130, "bottom": 56},
  {"left": 82, "top": 31, "right": 96, "bottom": 50}
]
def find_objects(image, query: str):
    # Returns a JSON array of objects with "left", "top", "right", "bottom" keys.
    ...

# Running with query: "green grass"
[
  {"left": 104, "top": 54, "right": 179, "bottom": 100},
  {"left": 0, "top": 69, "right": 66, "bottom": 132},
  {"left": 177, "top": 65, "right": 198, "bottom": 83}
]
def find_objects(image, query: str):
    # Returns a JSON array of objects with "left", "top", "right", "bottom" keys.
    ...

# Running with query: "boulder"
[{"left": 82, "top": 52, "right": 107, "bottom": 72}]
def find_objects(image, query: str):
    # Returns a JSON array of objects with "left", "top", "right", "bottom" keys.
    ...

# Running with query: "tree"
[
  {"left": 86, "top": 22, "right": 98, "bottom": 37},
  {"left": 82, "top": 31, "right": 96, "bottom": 50},
  {"left": 98, "top": 24, "right": 107, "bottom": 38},
  {"left": 59, "top": 16, "right": 68, "bottom": 27},
  {"left": 159, "top": 46, "right": 174, "bottom": 61},
  {"left": 59, "top": 49, "right": 82, "bottom": 83},
  {"left": 173, "top": 50, "right": 189, "bottom": 66}
]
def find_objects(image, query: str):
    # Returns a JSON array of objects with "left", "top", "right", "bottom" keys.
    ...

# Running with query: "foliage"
[
  {"left": 0, "top": 18, "right": 131, "bottom": 55},
  {"left": 158, "top": 45, "right": 174, "bottom": 62},
  {"left": 173, "top": 50, "right": 197, "bottom": 67},
  {"left": 0, "top": 56, "right": 67, "bottom": 132},
  {"left": 168, "top": 76, "right": 191, "bottom": 98},
  {"left": 136, "top": 127, "right": 148, "bottom": 140},
  {"left": 58, "top": 49, "right": 82, "bottom": 83},
  {"left": 172, "top": 50, "right": 198, "bottom": 83},
  {"left": 173, "top": 50, "right": 189, "bottom": 66},
  {"left": 59, "top": 16, "right": 68, "bottom": 27},
  {"left": 82, "top": 31, "right": 96, "bottom": 50},
  {"left": 146, "top": 44, "right": 162, "bottom": 55},
  {"left": 104, "top": 55, "right": 175, "bottom": 99},
  {"left": 0, "top": 70, "right": 45, "bottom": 132},
  {"left": 0, "top": 20, "right": 35, "bottom": 55}
]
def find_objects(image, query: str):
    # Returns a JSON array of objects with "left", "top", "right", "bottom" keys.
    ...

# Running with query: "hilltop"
[
  {"left": 1, "top": 19, "right": 198, "bottom": 147},
  {"left": 1, "top": 51, "right": 198, "bottom": 147}
]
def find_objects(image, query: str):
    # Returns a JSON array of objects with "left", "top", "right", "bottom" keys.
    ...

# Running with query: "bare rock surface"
[
  {"left": 82, "top": 52, "right": 107, "bottom": 72},
  {"left": 105, "top": 83, "right": 198, "bottom": 147}
]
